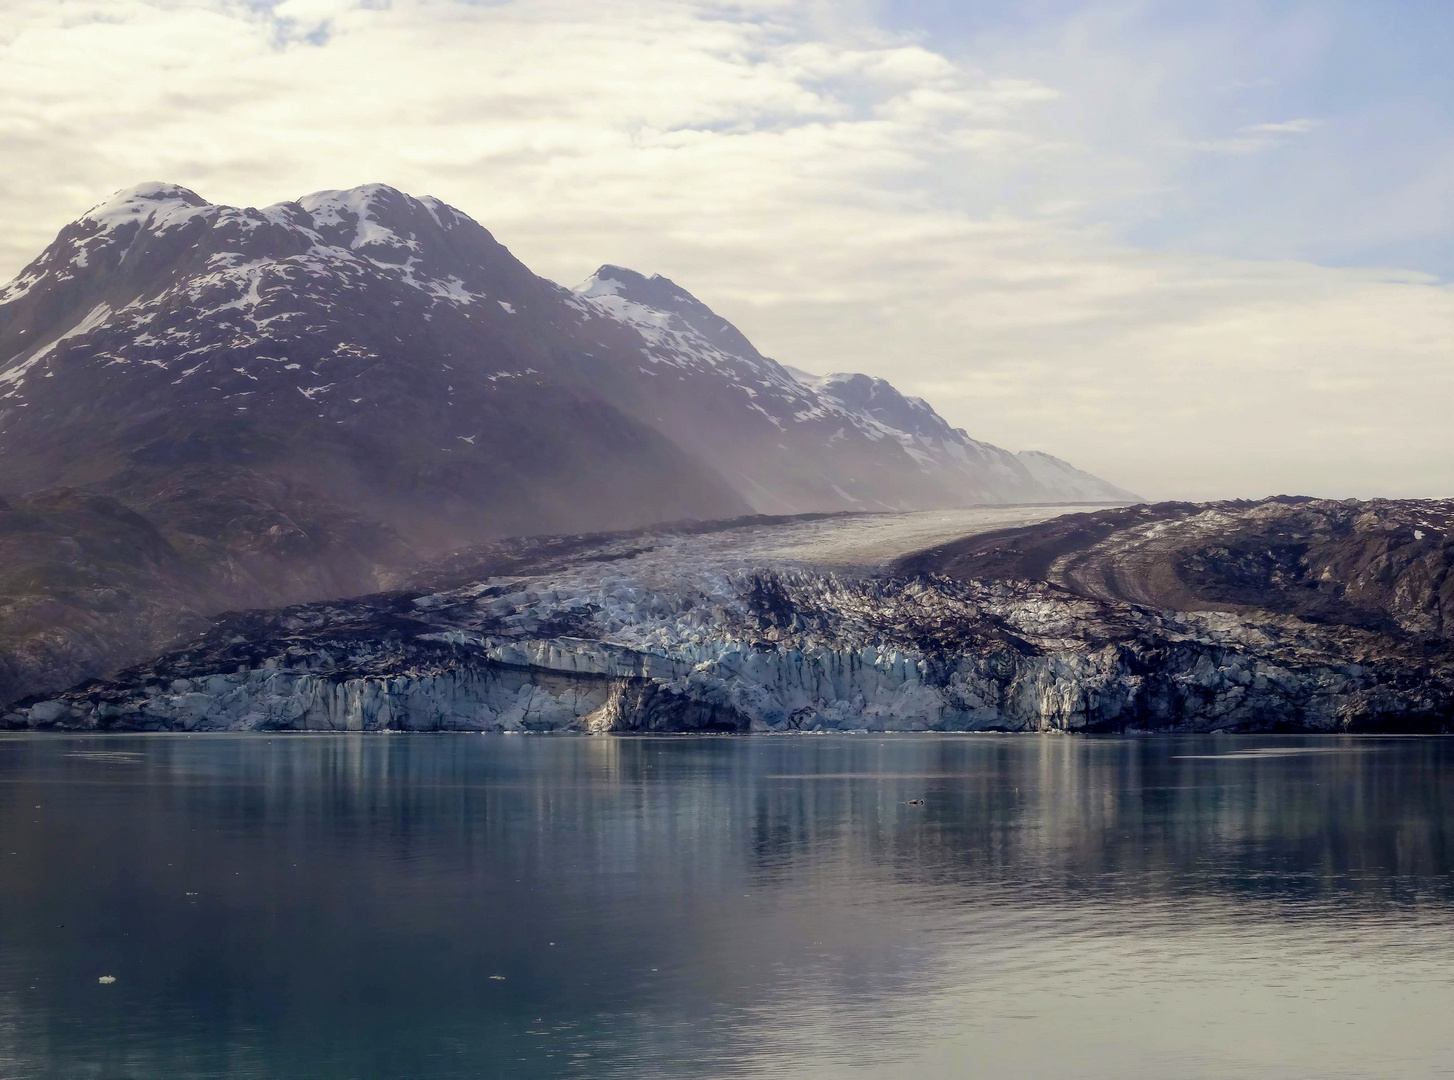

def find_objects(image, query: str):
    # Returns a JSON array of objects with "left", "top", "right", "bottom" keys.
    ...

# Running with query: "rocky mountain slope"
[
  {"left": 0, "top": 182, "right": 1135, "bottom": 706},
  {"left": 899, "top": 497, "right": 1454, "bottom": 641},
  {"left": 9, "top": 499, "right": 1451, "bottom": 734},
  {"left": 0, "top": 477, "right": 408, "bottom": 707}
]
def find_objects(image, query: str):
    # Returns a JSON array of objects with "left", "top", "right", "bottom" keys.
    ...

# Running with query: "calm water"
[{"left": 2, "top": 734, "right": 1453, "bottom": 1080}]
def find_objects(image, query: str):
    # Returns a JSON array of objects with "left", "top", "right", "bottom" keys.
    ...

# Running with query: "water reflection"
[{"left": 1, "top": 734, "right": 1452, "bottom": 1078}]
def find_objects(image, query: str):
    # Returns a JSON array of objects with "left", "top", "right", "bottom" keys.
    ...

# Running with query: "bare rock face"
[
  {"left": 9, "top": 501, "right": 1453, "bottom": 735},
  {"left": 0, "top": 488, "right": 207, "bottom": 707}
]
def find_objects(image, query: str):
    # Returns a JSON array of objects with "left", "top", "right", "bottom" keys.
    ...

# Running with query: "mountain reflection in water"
[{"left": 2, "top": 734, "right": 1452, "bottom": 1079}]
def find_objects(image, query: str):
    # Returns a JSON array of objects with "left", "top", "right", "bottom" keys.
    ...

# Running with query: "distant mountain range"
[{"left": 0, "top": 182, "right": 1137, "bottom": 704}]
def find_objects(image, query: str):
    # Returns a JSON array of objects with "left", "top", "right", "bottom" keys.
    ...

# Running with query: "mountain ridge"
[
  {"left": 567, "top": 261, "right": 1140, "bottom": 511},
  {"left": 1, "top": 182, "right": 1138, "bottom": 519}
]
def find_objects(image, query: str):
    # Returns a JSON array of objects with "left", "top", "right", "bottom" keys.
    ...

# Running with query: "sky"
[{"left": 0, "top": 0, "right": 1451, "bottom": 501}]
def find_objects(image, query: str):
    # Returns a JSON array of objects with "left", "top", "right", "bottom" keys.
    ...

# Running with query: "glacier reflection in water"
[{"left": 2, "top": 733, "right": 1453, "bottom": 1079}]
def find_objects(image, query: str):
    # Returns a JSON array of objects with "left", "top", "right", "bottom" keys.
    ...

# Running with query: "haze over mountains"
[
  {"left": 0, "top": 182, "right": 1133, "bottom": 526},
  {"left": 0, "top": 182, "right": 1136, "bottom": 704}
]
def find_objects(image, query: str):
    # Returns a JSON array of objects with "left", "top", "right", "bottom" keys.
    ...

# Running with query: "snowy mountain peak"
[
  {"left": 0, "top": 183, "right": 531, "bottom": 350},
  {"left": 49, "top": 182, "right": 218, "bottom": 276},
  {"left": 568, "top": 262, "right": 1137, "bottom": 508},
  {"left": 297, "top": 181, "right": 406, "bottom": 215},
  {"left": 577, "top": 265, "right": 695, "bottom": 308},
  {"left": 575, "top": 265, "right": 640, "bottom": 298},
  {"left": 295, "top": 184, "right": 469, "bottom": 256},
  {"left": 574, "top": 265, "right": 764, "bottom": 364},
  {"left": 81, "top": 182, "right": 211, "bottom": 229}
]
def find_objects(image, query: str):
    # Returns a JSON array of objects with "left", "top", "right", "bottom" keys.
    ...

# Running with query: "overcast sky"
[{"left": 2, "top": 0, "right": 1451, "bottom": 500}]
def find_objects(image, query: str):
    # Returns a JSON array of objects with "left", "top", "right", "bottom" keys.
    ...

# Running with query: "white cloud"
[
  {"left": 1179, "top": 117, "right": 1323, "bottom": 156},
  {"left": 1242, "top": 118, "right": 1321, "bottom": 134},
  {"left": 0, "top": 0, "right": 1450, "bottom": 500}
]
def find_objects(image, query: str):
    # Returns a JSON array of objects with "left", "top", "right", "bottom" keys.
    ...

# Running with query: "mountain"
[
  {"left": 570, "top": 265, "right": 1140, "bottom": 511},
  {"left": 0, "top": 181, "right": 1137, "bottom": 703},
  {"left": 0, "top": 182, "right": 1134, "bottom": 530},
  {"left": 1013, "top": 450, "right": 1138, "bottom": 503},
  {"left": 0, "top": 183, "right": 748, "bottom": 549}
]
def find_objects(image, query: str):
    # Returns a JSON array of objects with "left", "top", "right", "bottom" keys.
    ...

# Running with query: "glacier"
[{"left": 11, "top": 505, "right": 1449, "bottom": 735}]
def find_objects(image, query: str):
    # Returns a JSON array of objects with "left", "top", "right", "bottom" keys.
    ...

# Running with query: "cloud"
[
  {"left": 1242, "top": 118, "right": 1321, "bottom": 135},
  {"left": 0, "top": 0, "right": 1450, "bottom": 501},
  {"left": 1176, "top": 118, "right": 1323, "bottom": 156}
]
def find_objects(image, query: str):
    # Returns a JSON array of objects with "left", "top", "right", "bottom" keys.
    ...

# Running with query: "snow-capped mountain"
[
  {"left": 0, "top": 182, "right": 750, "bottom": 553},
  {"left": 569, "top": 265, "right": 1139, "bottom": 511},
  {"left": 0, "top": 181, "right": 1135, "bottom": 552}
]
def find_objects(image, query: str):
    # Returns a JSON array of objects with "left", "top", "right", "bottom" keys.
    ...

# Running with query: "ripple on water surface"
[{"left": 1, "top": 733, "right": 1452, "bottom": 1079}]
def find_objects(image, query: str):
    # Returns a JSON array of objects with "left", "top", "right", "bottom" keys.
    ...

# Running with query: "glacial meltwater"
[{"left": 2, "top": 734, "right": 1453, "bottom": 1079}]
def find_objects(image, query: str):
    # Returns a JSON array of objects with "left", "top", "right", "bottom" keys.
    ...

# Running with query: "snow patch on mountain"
[
  {"left": 1, "top": 302, "right": 115, "bottom": 396},
  {"left": 298, "top": 186, "right": 422, "bottom": 254},
  {"left": 1016, "top": 450, "right": 1141, "bottom": 503}
]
